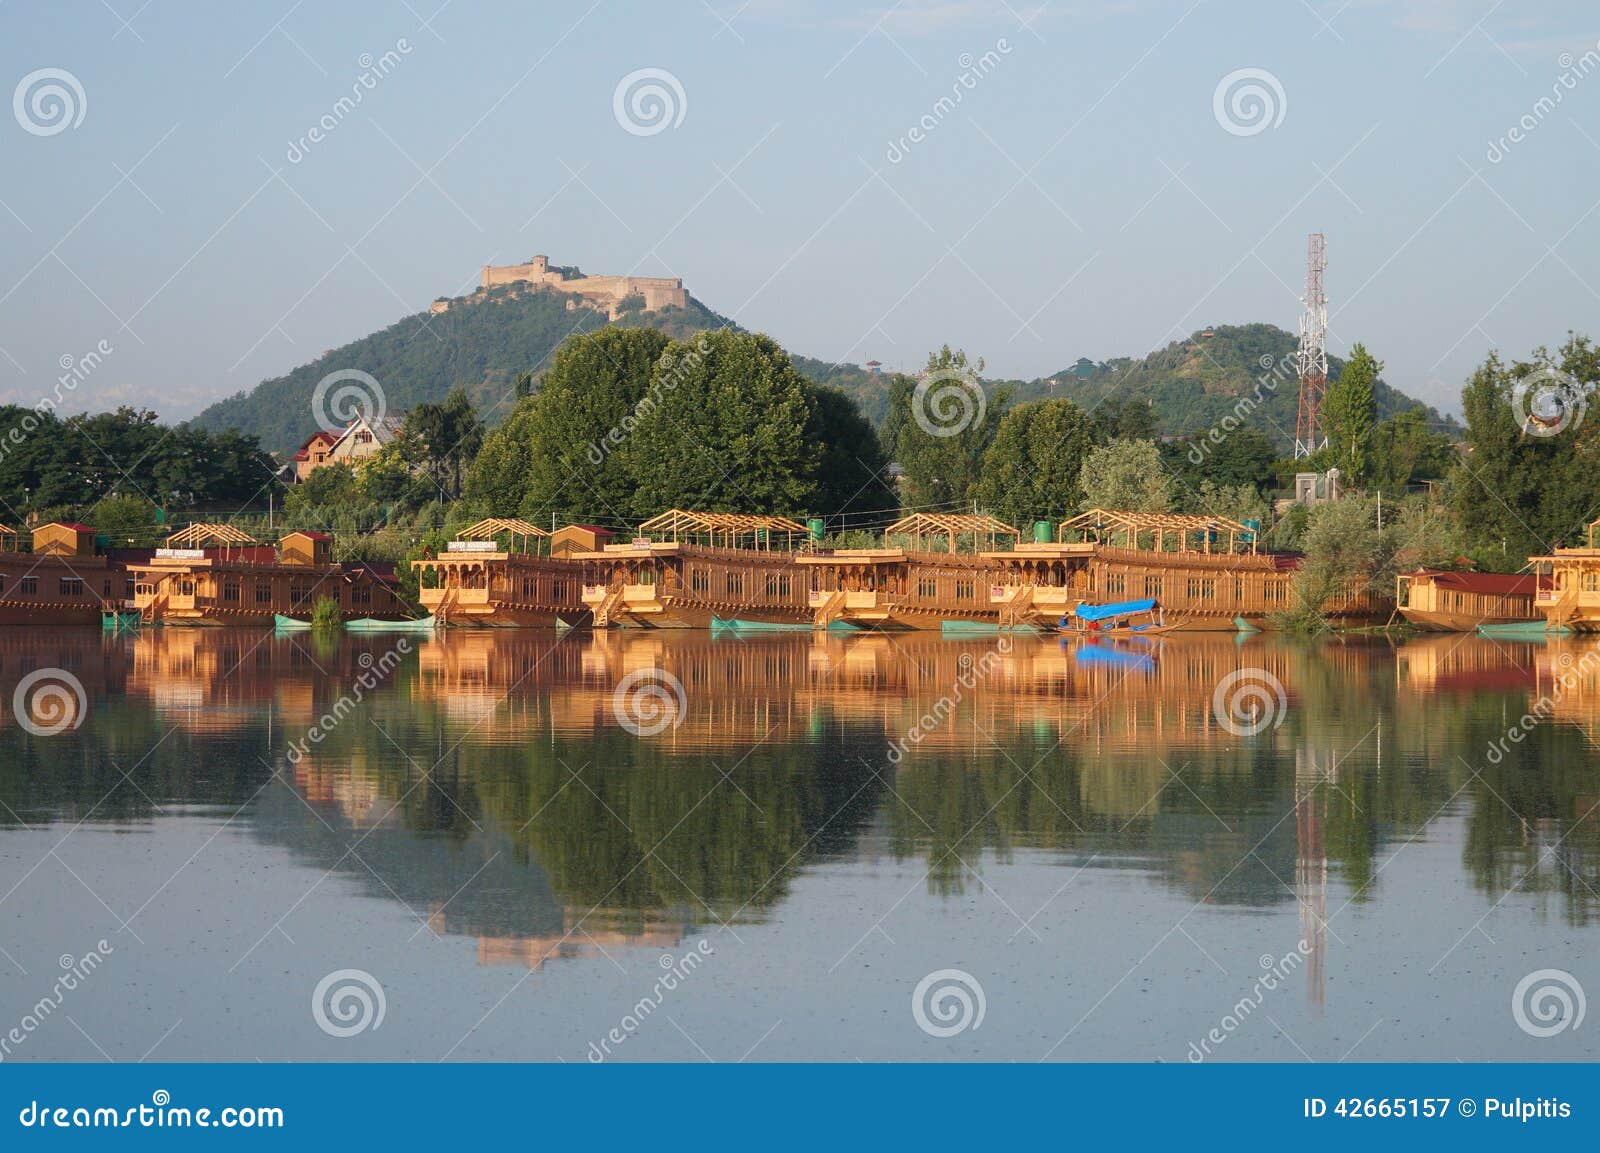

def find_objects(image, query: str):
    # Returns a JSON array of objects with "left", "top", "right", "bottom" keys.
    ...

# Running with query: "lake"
[{"left": 1, "top": 626, "right": 1595, "bottom": 1061}]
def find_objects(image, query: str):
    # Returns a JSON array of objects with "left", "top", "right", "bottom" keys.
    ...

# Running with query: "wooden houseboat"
[
  {"left": 0, "top": 522, "right": 127, "bottom": 626},
  {"left": 412, "top": 518, "right": 587, "bottom": 628},
  {"left": 1395, "top": 569, "right": 1542, "bottom": 631},
  {"left": 128, "top": 524, "right": 408, "bottom": 626},
  {"left": 574, "top": 510, "right": 812, "bottom": 629},
  {"left": 984, "top": 510, "right": 1385, "bottom": 630},
  {"left": 796, "top": 513, "right": 1017, "bottom": 630},
  {"left": 1530, "top": 520, "right": 1600, "bottom": 632}
]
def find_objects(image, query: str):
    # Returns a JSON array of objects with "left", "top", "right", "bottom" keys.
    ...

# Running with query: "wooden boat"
[
  {"left": 1477, "top": 620, "right": 1570, "bottom": 639},
  {"left": 1396, "top": 569, "right": 1543, "bottom": 631},
  {"left": 1055, "top": 597, "right": 1176, "bottom": 638},
  {"left": 1530, "top": 520, "right": 1600, "bottom": 632},
  {"left": 129, "top": 525, "right": 408, "bottom": 626},
  {"left": 346, "top": 615, "right": 438, "bottom": 634},
  {"left": 414, "top": 519, "right": 587, "bottom": 628},
  {"left": 1, "top": 523, "right": 129, "bottom": 626}
]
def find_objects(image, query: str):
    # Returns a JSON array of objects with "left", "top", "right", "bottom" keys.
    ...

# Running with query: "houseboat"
[
  {"left": 0, "top": 522, "right": 127, "bottom": 626},
  {"left": 1530, "top": 519, "right": 1600, "bottom": 632},
  {"left": 795, "top": 513, "right": 1017, "bottom": 630},
  {"left": 575, "top": 510, "right": 812, "bottom": 629},
  {"left": 984, "top": 510, "right": 1385, "bottom": 630},
  {"left": 1395, "top": 569, "right": 1542, "bottom": 631},
  {"left": 128, "top": 524, "right": 408, "bottom": 626},
  {"left": 412, "top": 518, "right": 588, "bottom": 627}
]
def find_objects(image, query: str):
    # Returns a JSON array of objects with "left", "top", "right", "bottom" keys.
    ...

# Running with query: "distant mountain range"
[{"left": 194, "top": 284, "right": 1456, "bottom": 455}]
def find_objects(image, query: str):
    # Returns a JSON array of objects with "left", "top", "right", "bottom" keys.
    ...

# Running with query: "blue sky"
[{"left": 1, "top": 0, "right": 1597, "bottom": 420}]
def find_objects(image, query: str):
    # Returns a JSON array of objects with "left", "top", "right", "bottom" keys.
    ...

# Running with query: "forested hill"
[
  {"left": 193, "top": 287, "right": 731, "bottom": 454},
  {"left": 198, "top": 290, "right": 1453, "bottom": 457},
  {"left": 1018, "top": 323, "right": 1459, "bottom": 452}
]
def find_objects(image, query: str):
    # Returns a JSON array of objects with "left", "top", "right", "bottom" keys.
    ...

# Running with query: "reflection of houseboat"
[
  {"left": 1531, "top": 520, "right": 1600, "bottom": 632},
  {"left": 0, "top": 522, "right": 126, "bottom": 626},
  {"left": 128, "top": 524, "right": 408, "bottom": 625},
  {"left": 575, "top": 511, "right": 811, "bottom": 628},
  {"left": 797, "top": 513, "right": 1016, "bottom": 630},
  {"left": 413, "top": 518, "right": 588, "bottom": 628},
  {"left": 1395, "top": 569, "right": 1541, "bottom": 631}
]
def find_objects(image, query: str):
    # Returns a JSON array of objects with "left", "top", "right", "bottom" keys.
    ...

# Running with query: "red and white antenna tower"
[{"left": 1294, "top": 232, "right": 1328, "bottom": 458}]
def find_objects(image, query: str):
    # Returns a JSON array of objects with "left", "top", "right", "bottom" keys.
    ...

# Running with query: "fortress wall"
[{"left": 474, "top": 260, "right": 688, "bottom": 314}]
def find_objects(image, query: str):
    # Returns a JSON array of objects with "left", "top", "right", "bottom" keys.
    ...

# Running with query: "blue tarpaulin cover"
[{"left": 1071, "top": 597, "right": 1157, "bottom": 622}]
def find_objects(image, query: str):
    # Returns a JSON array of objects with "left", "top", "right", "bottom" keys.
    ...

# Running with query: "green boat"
[
  {"left": 101, "top": 610, "right": 141, "bottom": 632},
  {"left": 345, "top": 616, "right": 438, "bottom": 634},
  {"left": 273, "top": 614, "right": 312, "bottom": 631},
  {"left": 1233, "top": 616, "right": 1262, "bottom": 634},
  {"left": 711, "top": 616, "right": 814, "bottom": 633},
  {"left": 1476, "top": 620, "right": 1570, "bottom": 639}
]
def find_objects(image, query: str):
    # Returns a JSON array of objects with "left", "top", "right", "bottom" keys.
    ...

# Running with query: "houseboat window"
[
  {"left": 724, "top": 572, "right": 743, "bottom": 596},
  {"left": 918, "top": 575, "right": 938, "bottom": 598},
  {"left": 60, "top": 577, "right": 85, "bottom": 596},
  {"left": 1106, "top": 573, "right": 1125, "bottom": 596},
  {"left": 1234, "top": 577, "right": 1245, "bottom": 602},
  {"left": 179, "top": 579, "right": 196, "bottom": 597},
  {"left": 256, "top": 585, "right": 272, "bottom": 604},
  {"left": 1144, "top": 576, "right": 1162, "bottom": 598},
  {"left": 0, "top": 575, "right": 5, "bottom": 594},
  {"left": 1187, "top": 578, "right": 1215, "bottom": 600},
  {"left": 956, "top": 578, "right": 975, "bottom": 601},
  {"left": 223, "top": 581, "right": 240, "bottom": 604},
  {"left": 352, "top": 585, "right": 371, "bottom": 606},
  {"left": 20, "top": 575, "right": 37, "bottom": 595},
  {"left": 553, "top": 579, "right": 568, "bottom": 599},
  {"left": 1585, "top": 572, "right": 1599, "bottom": 593}
]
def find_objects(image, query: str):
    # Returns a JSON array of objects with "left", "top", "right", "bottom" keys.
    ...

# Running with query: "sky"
[{"left": 1, "top": 0, "right": 1598, "bottom": 422}]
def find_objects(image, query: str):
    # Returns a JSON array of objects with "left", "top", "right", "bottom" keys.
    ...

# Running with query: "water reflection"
[{"left": 3, "top": 626, "right": 1600, "bottom": 977}]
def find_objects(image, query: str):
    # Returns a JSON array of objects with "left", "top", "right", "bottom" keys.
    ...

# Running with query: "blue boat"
[{"left": 1056, "top": 597, "right": 1172, "bottom": 637}]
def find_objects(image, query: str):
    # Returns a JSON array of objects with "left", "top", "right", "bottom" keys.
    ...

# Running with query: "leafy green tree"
[
  {"left": 87, "top": 494, "right": 159, "bottom": 543},
  {"left": 1323, "top": 343, "right": 1380, "bottom": 484},
  {"left": 465, "top": 327, "right": 672, "bottom": 522},
  {"left": 890, "top": 346, "right": 1010, "bottom": 512},
  {"left": 401, "top": 387, "right": 483, "bottom": 501},
  {"left": 1367, "top": 409, "right": 1457, "bottom": 491},
  {"left": 1281, "top": 495, "right": 1382, "bottom": 631},
  {"left": 1181, "top": 480, "right": 1268, "bottom": 527},
  {"left": 973, "top": 398, "right": 1096, "bottom": 526},
  {"left": 622, "top": 331, "right": 819, "bottom": 515},
  {"left": 805, "top": 384, "right": 896, "bottom": 520},
  {"left": 1078, "top": 439, "right": 1173, "bottom": 511}
]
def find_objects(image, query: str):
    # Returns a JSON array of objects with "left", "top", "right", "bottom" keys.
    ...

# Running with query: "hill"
[
  {"left": 198, "top": 291, "right": 1454, "bottom": 458},
  {"left": 193, "top": 286, "right": 729, "bottom": 454},
  {"left": 1015, "top": 323, "right": 1459, "bottom": 452}
]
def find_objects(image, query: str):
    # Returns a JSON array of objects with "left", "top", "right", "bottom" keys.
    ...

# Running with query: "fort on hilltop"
[{"left": 430, "top": 255, "right": 688, "bottom": 319}]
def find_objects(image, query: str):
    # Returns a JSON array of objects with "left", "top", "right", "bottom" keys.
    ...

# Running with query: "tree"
[
  {"left": 973, "top": 398, "right": 1096, "bottom": 527},
  {"left": 622, "top": 330, "right": 819, "bottom": 515},
  {"left": 1077, "top": 439, "right": 1173, "bottom": 512},
  {"left": 401, "top": 387, "right": 483, "bottom": 501},
  {"left": 1367, "top": 408, "right": 1456, "bottom": 492},
  {"left": 806, "top": 384, "right": 896, "bottom": 520},
  {"left": 1323, "top": 343, "right": 1380, "bottom": 484},
  {"left": 1281, "top": 495, "right": 1382, "bottom": 631},
  {"left": 890, "top": 346, "right": 1009, "bottom": 512},
  {"left": 465, "top": 327, "right": 671, "bottom": 523}
]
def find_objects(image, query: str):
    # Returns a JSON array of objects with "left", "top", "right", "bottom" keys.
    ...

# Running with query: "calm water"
[{"left": 1, "top": 626, "right": 1596, "bottom": 1062}]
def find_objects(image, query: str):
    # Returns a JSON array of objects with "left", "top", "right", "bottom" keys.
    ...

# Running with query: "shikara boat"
[
  {"left": 274, "top": 613, "right": 313, "bottom": 632},
  {"left": 1476, "top": 620, "right": 1571, "bottom": 640},
  {"left": 345, "top": 615, "right": 438, "bottom": 634},
  {"left": 1056, "top": 597, "right": 1176, "bottom": 638}
]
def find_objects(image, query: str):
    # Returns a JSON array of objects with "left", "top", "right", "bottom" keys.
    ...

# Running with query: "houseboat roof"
[
  {"left": 44, "top": 521, "right": 97, "bottom": 533},
  {"left": 1060, "top": 508, "right": 1257, "bottom": 553},
  {"left": 166, "top": 523, "right": 258, "bottom": 548},
  {"left": 286, "top": 530, "right": 332, "bottom": 541},
  {"left": 886, "top": 512, "right": 1019, "bottom": 541},
  {"left": 459, "top": 517, "right": 551, "bottom": 540},
  {"left": 1410, "top": 569, "right": 1541, "bottom": 595},
  {"left": 639, "top": 509, "right": 808, "bottom": 537}
]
